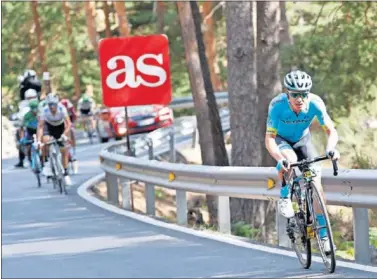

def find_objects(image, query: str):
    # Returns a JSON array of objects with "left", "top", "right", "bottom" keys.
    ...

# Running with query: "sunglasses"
[
  {"left": 48, "top": 103, "right": 57, "bottom": 107},
  {"left": 288, "top": 91, "right": 309, "bottom": 99}
]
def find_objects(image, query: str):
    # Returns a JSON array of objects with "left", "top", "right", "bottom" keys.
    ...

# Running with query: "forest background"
[{"left": 2, "top": 1, "right": 377, "bottom": 262}]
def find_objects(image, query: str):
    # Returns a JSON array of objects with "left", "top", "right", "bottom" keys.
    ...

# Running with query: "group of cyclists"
[
  {"left": 14, "top": 68, "right": 340, "bottom": 256},
  {"left": 14, "top": 69, "right": 96, "bottom": 187}
]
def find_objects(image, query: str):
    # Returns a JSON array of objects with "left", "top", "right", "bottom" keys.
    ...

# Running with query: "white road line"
[{"left": 77, "top": 173, "right": 377, "bottom": 274}]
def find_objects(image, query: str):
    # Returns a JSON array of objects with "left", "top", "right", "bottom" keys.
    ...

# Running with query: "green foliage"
[
  {"left": 231, "top": 221, "right": 261, "bottom": 239},
  {"left": 282, "top": 2, "right": 377, "bottom": 119},
  {"left": 1, "top": 1, "right": 191, "bottom": 110},
  {"left": 2, "top": 1, "right": 376, "bottom": 123}
]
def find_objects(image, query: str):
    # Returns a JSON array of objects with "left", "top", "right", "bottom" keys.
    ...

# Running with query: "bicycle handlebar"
[
  {"left": 285, "top": 151, "right": 338, "bottom": 176},
  {"left": 45, "top": 138, "right": 65, "bottom": 145}
]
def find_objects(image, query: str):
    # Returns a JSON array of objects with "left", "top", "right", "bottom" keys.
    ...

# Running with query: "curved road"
[{"left": 2, "top": 141, "right": 377, "bottom": 278}]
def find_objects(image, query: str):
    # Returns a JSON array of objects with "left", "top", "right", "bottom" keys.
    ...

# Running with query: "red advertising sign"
[{"left": 99, "top": 35, "right": 172, "bottom": 107}]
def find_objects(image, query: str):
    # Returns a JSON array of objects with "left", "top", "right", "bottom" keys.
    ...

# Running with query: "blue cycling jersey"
[{"left": 266, "top": 93, "right": 331, "bottom": 143}]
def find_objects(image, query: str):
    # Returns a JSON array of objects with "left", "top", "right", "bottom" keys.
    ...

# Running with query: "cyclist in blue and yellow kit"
[{"left": 265, "top": 70, "right": 340, "bottom": 253}]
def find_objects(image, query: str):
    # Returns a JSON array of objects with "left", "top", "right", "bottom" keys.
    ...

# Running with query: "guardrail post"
[
  {"left": 276, "top": 202, "right": 291, "bottom": 248},
  {"left": 353, "top": 207, "right": 370, "bottom": 264},
  {"left": 169, "top": 126, "right": 176, "bottom": 163},
  {"left": 145, "top": 139, "right": 155, "bottom": 216},
  {"left": 120, "top": 178, "right": 132, "bottom": 210},
  {"left": 147, "top": 138, "right": 154, "bottom": 160},
  {"left": 105, "top": 173, "right": 119, "bottom": 205},
  {"left": 192, "top": 128, "right": 197, "bottom": 148},
  {"left": 218, "top": 196, "right": 231, "bottom": 234},
  {"left": 176, "top": 190, "right": 187, "bottom": 225},
  {"left": 170, "top": 127, "right": 187, "bottom": 225}
]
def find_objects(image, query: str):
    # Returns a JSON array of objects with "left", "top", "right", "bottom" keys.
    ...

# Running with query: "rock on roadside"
[{"left": 2, "top": 116, "right": 18, "bottom": 159}]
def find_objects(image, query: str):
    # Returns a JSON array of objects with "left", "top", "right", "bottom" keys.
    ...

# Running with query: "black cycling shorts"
[
  {"left": 44, "top": 122, "right": 65, "bottom": 141},
  {"left": 275, "top": 133, "right": 319, "bottom": 161},
  {"left": 25, "top": 127, "right": 37, "bottom": 141},
  {"left": 80, "top": 108, "right": 92, "bottom": 115},
  {"left": 275, "top": 133, "right": 321, "bottom": 174}
]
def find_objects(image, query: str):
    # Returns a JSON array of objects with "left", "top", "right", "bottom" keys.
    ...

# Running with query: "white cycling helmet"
[
  {"left": 23, "top": 69, "right": 37, "bottom": 79},
  {"left": 284, "top": 70, "right": 312, "bottom": 92},
  {"left": 25, "top": 89, "right": 38, "bottom": 100},
  {"left": 46, "top": 92, "right": 59, "bottom": 105}
]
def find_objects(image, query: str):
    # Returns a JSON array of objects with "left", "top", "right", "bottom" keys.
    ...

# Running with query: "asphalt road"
[{"left": 2, "top": 139, "right": 377, "bottom": 278}]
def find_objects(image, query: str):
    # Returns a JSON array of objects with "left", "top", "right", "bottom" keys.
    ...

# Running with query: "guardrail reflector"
[
  {"left": 267, "top": 178, "right": 275, "bottom": 189},
  {"left": 115, "top": 163, "right": 122, "bottom": 170},
  {"left": 168, "top": 172, "right": 175, "bottom": 181}
]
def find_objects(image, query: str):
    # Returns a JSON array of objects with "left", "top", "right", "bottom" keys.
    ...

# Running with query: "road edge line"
[{"left": 77, "top": 173, "right": 377, "bottom": 273}]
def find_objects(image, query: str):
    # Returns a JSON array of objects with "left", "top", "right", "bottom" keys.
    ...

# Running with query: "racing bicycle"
[
  {"left": 21, "top": 135, "right": 42, "bottom": 188},
  {"left": 283, "top": 152, "right": 338, "bottom": 273},
  {"left": 45, "top": 138, "right": 68, "bottom": 195},
  {"left": 81, "top": 114, "right": 94, "bottom": 145}
]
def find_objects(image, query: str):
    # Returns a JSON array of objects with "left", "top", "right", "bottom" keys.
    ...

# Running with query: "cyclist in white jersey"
[
  {"left": 37, "top": 93, "right": 72, "bottom": 185},
  {"left": 77, "top": 93, "right": 96, "bottom": 136}
]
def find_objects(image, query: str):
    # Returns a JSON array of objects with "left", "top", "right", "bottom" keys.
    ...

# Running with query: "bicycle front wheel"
[
  {"left": 290, "top": 185, "right": 311, "bottom": 269},
  {"left": 310, "top": 184, "right": 336, "bottom": 273},
  {"left": 32, "top": 150, "right": 42, "bottom": 188}
]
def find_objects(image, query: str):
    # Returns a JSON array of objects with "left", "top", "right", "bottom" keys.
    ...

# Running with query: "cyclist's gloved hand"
[
  {"left": 19, "top": 137, "right": 28, "bottom": 145},
  {"left": 326, "top": 149, "right": 340, "bottom": 161},
  {"left": 34, "top": 141, "right": 41, "bottom": 149},
  {"left": 276, "top": 159, "right": 289, "bottom": 172},
  {"left": 60, "top": 134, "right": 69, "bottom": 142}
]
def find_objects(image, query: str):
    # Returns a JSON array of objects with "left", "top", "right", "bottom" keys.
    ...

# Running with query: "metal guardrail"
[
  {"left": 98, "top": 94, "right": 377, "bottom": 266},
  {"left": 169, "top": 91, "right": 228, "bottom": 109},
  {"left": 100, "top": 143, "right": 377, "bottom": 265}
]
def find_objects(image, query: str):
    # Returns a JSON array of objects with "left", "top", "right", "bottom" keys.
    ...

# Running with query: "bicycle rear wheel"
[
  {"left": 310, "top": 184, "right": 336, "bottom": 273},
  {"left": 55, "top": 158, "right": 67, "bottom": 195},
  {"left": 50, "top": 157, "right": 58, "bottom": 190},
  {"left": 289, "top": 184, "right": 312, "bottom": 269}
]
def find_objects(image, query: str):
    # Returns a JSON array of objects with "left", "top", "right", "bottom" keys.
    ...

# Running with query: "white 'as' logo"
[{"left": 106, "top": 53, "right": 167, "bottom": 89}]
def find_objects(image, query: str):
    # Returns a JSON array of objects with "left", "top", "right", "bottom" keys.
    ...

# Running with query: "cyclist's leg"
[
  {"left": 70, "top": 126, "right": 76, "bottom": 157},
  {"left": 15, "top": 128, "right": 25, "bottom": 167},
  {"left": 276, "top": 136, "right": 298, "bottom": 218},
  {"left": 25, "top": 128, "right": 35, "bottom": 163},
  {"left": 80, "top": 109, "right": 89, "bottom": 130},
  {"left": 51, "top": 122, "right": 71, "bottom": 184},
  {"left": 42, "top": 123, "right": 56, "bottom": 177}
]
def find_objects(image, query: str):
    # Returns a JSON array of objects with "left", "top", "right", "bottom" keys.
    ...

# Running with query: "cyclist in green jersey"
[{"left": 19, "top": 100, "right": 39, "bottom": 164}]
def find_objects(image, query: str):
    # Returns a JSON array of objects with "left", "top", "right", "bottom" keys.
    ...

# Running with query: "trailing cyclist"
[
  {"left": 60, "top": 98, "right": 77, "bottom": 159},
  {"left": 265, "top": 70, "right": 340, "bottom": 253},
  {"left": 19, "top": 99, "right": 40, "bottom": 165},
  {"left": 77, "top": 93, "right": 96, "bottom": 136},
  {"left": 37, "top": 93, "right": 72, "bottom": 186},
  {"left": 14, "top": 88, "right": 40, "bottom": 168}
]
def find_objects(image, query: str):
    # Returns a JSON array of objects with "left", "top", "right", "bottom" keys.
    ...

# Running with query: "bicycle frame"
[
  {"left": 284, "top": 153, "right": 338, "bottom": 273},
  {"left": 45, "top": 138, "right": 67, "bottom": 194}
]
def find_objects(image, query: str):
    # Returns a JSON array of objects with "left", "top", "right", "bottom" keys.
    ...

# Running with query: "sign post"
[
  {"left": 99, "top": 35, "right": 172, "bottom": 153},
  {"left": 124, "top": 107, "right": 131, "bottom": 153}
]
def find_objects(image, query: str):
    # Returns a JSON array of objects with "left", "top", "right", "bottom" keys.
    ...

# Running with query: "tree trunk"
[
  {"left": 84, "top": 1, "right": 99, "bottom": 54},
  {"left": 279, "top": 1, "right": 293, "bottom": 46},
  {"left": 190, "top": 1, "right": 229, "bottom": 227},
  {"left": 103, "top": 1, "right": 112, "bottom": 38},
  {"left": 114, "top": 1, "right": 130, "bottom": 37},
  {"left": 156, "top": 1, "right": 165, "bottom": 34},
  {"left": 201, "top": 1, "right": 222, "bottom": 91},
  {"left": 257, "top": 1, "right": 282, "bottom": 167},
  {"left": 63, "top": 1, "right": 81, "bottom": 101},
  {"left": 30, "top": 1, "right": 48, "bottom": 74},
  {"left": 226, "top": 2, "right": 263, "bottom": 226},
  {"left": 177, "top": 1, "right": 229, "bottom": 227},
  {"left": 256, "top": 1, "right": 282, "bottom": 240}
]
